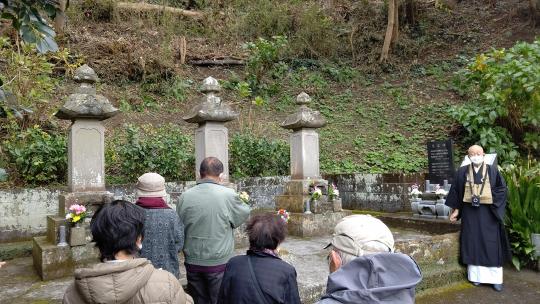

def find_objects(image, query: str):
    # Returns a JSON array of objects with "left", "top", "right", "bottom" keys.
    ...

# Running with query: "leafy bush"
[
  {"left": 229, "top": 133, "right": 289, "bottom": 178},
  {"left": 450, "top": 39, "right": 540, "bottom": 164},
  {"left": 244, "top": 36, "right": 289, "bottom": 90},
  {"left": 0, "top": 37, "right": 81, "bottom": 124},
  {"left": 1, "top": 0, "right": 61, "bottom": 53},
  {"left": 233, "top": 0, "right": 339, "bottom": 60},
  {"left": 3, "top": 126, "right": 67, "bottom": 185},
  {"left": 112, "top": 124, "right": 195, "bottom": 181},
  {"left": 502, "top": 159, "right": 540, "bottom": 270}
]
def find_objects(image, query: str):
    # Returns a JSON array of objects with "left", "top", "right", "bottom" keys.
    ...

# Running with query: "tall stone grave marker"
[
  {"left": 427, "top": 139, "right": 455, "bottom": 186},
  {"left": 33, "top": 65, "right": 118, "bottom": 280},
  {"left": 275, "top": 93, "right": 351, "bottom": 237},
  {"left": 184, "top": 77, "right": 238, "bottom": 181}
]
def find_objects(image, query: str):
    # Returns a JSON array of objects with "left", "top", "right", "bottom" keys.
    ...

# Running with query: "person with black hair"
[
  {"left": 63, "top": 200, "right": 193, "bottom": 304},
  {"left": 217, "top": 213, "right": 301, "bottom": 304},
  {"left": 177, "top": 157, "right": 251, "bottom": 304}
]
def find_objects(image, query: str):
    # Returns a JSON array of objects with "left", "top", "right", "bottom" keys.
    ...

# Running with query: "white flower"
[
  {"left": 65, "top": 213, "right": 72, "bottom": 220},
  {"left": 333, "top": 189, "right": 340, "bottom": 197},
  {"left": 410, "top": 189, "right": 422, "bottom": 195},
  {"left": 435, "top": 188, "right": 448, "bottom": 196},
  {"left": 239, "top": 191, "right": 250, "bottom": 203}
]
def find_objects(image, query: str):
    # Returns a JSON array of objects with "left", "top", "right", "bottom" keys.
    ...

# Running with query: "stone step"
[{"left": 0, "top": 240, "right": 33, "bottom": 260}]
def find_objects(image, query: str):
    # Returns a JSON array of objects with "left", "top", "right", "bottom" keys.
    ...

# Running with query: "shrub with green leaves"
[
  {"left": 0, "top": 0, "right": 61, "bottom": 53},
  {"left": 229, "top": 133, "right": 289, "bottom": 178},
  {"left": 450, "top": 39, "right": 540, "bottom": 164},
  {"left": 3, "top": 126, "right": 67, "bottom": 185},
  {"left": 502, "top": 159, "right": 540, "bottom": 270},
  {"left": 244, "top": 36, "right": 289, "bottom": 90},
  {"left": 113, "top": 124, "right": 194, "bottom": 181}
]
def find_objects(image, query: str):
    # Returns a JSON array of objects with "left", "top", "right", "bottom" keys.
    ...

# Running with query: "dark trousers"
[{"left": 186, "top": 271, "right": 224, "bottom": 304}]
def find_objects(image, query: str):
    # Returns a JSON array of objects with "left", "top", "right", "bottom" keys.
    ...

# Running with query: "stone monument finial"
[
  {"left": 55, "top": 64, "right": 118, "bottom": 121},
  {"left": 183, "top": 76, "right": 238, "bottom": 124},
  {"left": 281, "top": 92, "right": 326, "bottom": 130},
  {"left": 184, "top": 76, "right": 238, "bottom": 181},
  {"left": 296, "top": 92, "right": 311, "bottom": 105},
  {"left": 73, "top": 64, "right": 99, "bottom": 84},
  {"left": 201, "top": 76, "right": 221, "bottom": 94}
]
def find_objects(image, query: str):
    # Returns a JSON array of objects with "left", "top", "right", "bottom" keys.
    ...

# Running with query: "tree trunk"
[
  {"left": 391, "top": 0, "right": 399, "bottom": 45},
  {"left": 54, "top": 0, "right": 67, "bottom": 35},
  {"left": 530, "top": 0, "right": 540, "bottom": 26},
  {"left": 405, "top": 0, "right": 417, "bottom": 26},
  {"left": 380, "top": 0, "right": 397, "bottom": 62}
]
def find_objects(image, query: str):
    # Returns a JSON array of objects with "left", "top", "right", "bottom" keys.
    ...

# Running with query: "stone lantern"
[
  {"left": 275, "top": 92, "right": 350, "bottom": 237},
  {"left": 183, "top": 77, "right": 238, "bottom": 181},
  {"left": 33, "top": 65, "right": 117, "bottom": 280}
]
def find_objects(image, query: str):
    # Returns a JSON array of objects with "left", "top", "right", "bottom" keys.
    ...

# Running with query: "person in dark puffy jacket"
[
  {"left": 218, "top": 213, "right": 301, "bottom": 304},
  {"left": 63, "top": 200, "right": 193, "bottom": 304}
]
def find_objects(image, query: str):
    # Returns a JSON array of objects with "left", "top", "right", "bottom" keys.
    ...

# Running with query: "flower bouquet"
[
  {"left": 435, "top": 185, "right": 448, "bottom": 199},
  {"left": 328, "top": 184, "right": 340, "bottom": 201},
  {"left": 311, "top": 188, "right": 322, "bottom": 201},
  {"left": 277, "top": 209, "right": 290, "bottom": 223},
  {"left": 239, "top": 191, "right": 250, "bottom": 204},
  {"left": 65, "top": 204, "right": 87, "bottom": 226},
  {"left": 410, "top": 184, "right": 422, "bottom": 199}
]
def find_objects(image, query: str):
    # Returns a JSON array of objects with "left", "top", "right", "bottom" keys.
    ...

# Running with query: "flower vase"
[{"left": 70, "top": 222, "right": 86, "bottom": 247}]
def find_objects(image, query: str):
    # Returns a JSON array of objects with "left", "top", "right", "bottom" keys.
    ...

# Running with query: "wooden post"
[{"left": 180, "top": 36, "right": 187, "bottom": 65}]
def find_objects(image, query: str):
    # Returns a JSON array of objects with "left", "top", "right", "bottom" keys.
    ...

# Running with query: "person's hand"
[
  {"left": 0, "top": 261, "right": 6, "bottom": 268},
  {"left": 449, "top": 209, "right": 459, "bottom": 222}
]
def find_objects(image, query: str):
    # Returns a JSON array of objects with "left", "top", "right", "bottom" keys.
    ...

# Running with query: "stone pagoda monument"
[
  {"left": 183, "top": 77, "right": 238, "bottom": 182},
  {"left": 275, "top": 92, "right": 350, "bottom": 237},
  {"left": 33, "top": 65, "right": 118, "bottom": 280}
]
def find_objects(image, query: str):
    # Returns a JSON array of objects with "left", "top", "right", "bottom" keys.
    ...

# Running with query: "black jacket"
[{"left": 217, "top": 250, "right": 301, "bottom": 304}]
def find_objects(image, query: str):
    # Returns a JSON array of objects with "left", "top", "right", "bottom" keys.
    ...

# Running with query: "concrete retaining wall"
[{"left": 0, "top": 173, "right": 423, "bottom": 243}]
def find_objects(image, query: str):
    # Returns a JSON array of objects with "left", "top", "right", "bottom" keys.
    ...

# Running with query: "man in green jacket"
[{"left": 177, "top": 157, "right": 251, "bottom": 304}]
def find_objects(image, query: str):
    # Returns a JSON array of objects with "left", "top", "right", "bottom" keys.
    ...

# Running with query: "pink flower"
[{"left": 69, "top": 204, "right": 86, "bottom": 215}]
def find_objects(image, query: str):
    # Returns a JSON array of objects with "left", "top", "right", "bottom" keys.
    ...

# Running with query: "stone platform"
[{"left": 0, "top": 215, "right": 465, "bottom": 304}]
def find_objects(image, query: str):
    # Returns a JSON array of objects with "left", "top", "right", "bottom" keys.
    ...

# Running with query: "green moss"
[
  {"left": 351, "top": 210, "right": 387, "bottom": 217},
  {"left": 417, "top": 281, "right": 472, "bottom": 301}
]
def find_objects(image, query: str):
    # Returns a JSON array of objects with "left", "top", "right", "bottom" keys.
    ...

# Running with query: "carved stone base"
[
  {"left": 276, "top": 179, "right": 333, "bottom": 213},
  {"left": 58, "top": 191, "right": 114, "bottom": 217},
  {"left": 33, "top": 236, "right": 100, "bottom": 280},
  {"left": 69, "top": 226, "right": 87, "bottom": 247},
  {"left": 287, "top": 211, "right": 352, "bottom": 237}
]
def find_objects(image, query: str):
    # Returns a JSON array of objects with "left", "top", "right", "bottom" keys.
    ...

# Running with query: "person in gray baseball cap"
[{"left": 318, "top": 215, "right": 422, "bottom": 304}]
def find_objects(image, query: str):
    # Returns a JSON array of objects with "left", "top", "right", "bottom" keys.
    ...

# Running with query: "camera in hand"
[{"left": 471, "top": 195, "right": 480, "bottom": 207}]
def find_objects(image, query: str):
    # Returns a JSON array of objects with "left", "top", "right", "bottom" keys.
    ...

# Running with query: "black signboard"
[{"left": 427, "top": 139, "right": 455, "bottom": 185}]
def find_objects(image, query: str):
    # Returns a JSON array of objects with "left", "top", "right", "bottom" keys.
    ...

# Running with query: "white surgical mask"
[{"left": 469, "top": 155, "right": 484, "bottom": 165}]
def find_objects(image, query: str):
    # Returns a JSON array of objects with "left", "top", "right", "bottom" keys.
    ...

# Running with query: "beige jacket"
[{"left": 63, "top": 258, "right": 193, "bottom": 304}]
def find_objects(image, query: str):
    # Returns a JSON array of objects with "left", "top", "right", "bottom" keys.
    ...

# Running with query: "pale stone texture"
[
  {"left": 290, "top": 129, "right": 320, "bottom": 179},
  {"left": 67, "top": 120, "right": 105, "bottom": 192},
  {"left": 1, "top": 174, "right": 426, "bottom": 243},
  {"left": 282, "top": 92, "right": 326, "bottom": 180},
  {"left": 184, "top": 77, "right": 237, "bottom": 181},
  {"left": 195, "top": 122, "right": 230, "bottom": 180}
]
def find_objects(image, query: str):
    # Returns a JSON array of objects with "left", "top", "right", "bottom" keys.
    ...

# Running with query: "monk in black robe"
[{"left": 445, "top": 145, "right": 511, "bottom": 292}]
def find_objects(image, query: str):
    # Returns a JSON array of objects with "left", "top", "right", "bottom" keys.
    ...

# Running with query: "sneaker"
[
  {"left": 492, "top": 284, "right": 503, "bottom": 292},
  {"left": 471, "top": 282, "right": 480, "bottom": 286}
]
